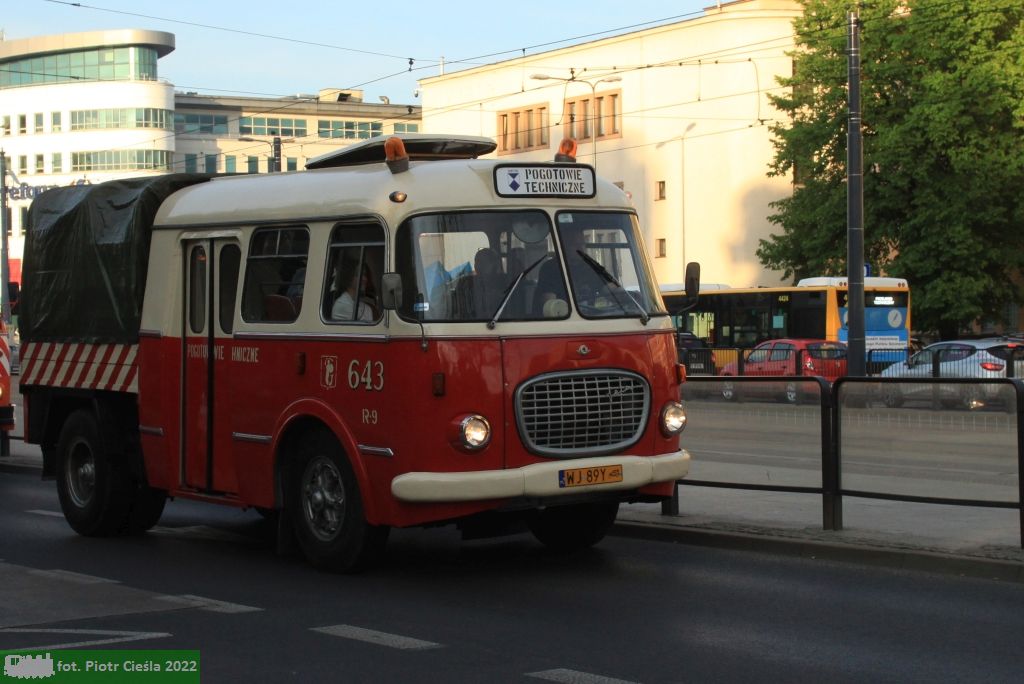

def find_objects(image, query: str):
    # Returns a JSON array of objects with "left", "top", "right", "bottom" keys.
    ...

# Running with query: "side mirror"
[
  {"left": 684, "top": 262, "right": 700, "bottom": 301},
  {"left": 381, "top": 273, "right": 402, "bottom": 310}
]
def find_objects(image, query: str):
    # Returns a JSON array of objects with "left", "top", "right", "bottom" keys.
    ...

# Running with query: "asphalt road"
[{"left": 3, "top": 471, "right": 1024, "bottom": 683}]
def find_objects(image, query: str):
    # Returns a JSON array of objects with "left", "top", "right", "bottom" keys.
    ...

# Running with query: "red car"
[{"left": 718, "top": 338, "right": 848, "bottom": 402}]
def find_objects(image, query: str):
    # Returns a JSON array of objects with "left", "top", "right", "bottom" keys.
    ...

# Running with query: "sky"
[{"left": 8, "top": 0, "right": 714, "bottom": 104}]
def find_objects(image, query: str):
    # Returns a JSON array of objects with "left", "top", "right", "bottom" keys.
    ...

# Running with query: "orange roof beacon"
[{"left": 18, "top": 133, "right": 696, "bottom": 571}]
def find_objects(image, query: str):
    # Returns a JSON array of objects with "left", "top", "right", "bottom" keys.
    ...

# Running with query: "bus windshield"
[{"left": 396, "top": 210, "right": 664, "bottom": 323}]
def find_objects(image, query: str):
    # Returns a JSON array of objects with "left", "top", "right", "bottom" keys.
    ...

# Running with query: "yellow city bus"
[{"left": 661, "top": 276, "right": 911, "bottom": 369}]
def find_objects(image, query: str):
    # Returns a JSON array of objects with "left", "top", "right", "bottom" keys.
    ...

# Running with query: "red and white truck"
[{"left": 19, "top": 134, "right": 696, "bottom": 571}]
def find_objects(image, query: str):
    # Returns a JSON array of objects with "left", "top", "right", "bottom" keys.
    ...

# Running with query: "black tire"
[
  {"left": 126, "top": 487, "right": 167, "bottom": 534},
  {"left": 287, "top": 432, "right": 389, "bottom": 572},
  {"left": 56, "top": 409, "right": 132, "bottom": 536},
  {"left": 528, "top": 501, "right": 619, "bottom": 550}
]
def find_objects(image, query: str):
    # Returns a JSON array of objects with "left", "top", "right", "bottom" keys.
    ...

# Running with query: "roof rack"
[{"left": 305, "top": 133, "right": 497, "bottom": 170}]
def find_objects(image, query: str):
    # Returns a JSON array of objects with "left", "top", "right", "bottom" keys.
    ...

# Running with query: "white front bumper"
[{"left": 391, "top": 450, "right": 690, "bottom": 503}]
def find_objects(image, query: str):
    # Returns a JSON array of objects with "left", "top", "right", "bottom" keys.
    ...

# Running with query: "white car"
[{"left": 879, "top": 338, "right": 1024, "bottom": 409}]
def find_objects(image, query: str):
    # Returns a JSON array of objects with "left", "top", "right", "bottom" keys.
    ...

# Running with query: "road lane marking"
[
  {"left": 156, "top": 594, "right": 262, "bottom": 613},
  {"left": 25, "top": 509, "right": 63, "bottom": 517},
  {"left": 0, "top": 628, "right": 171, "bottom": 650},
  {"left": 27, "top": 569, "right": 120, "bottom": 585},
  {"left": 311, "top": 624, "right": 442, "bottom": 650},
  {"left": 526, "top": 669, "right": 641, "bottom": 684}
]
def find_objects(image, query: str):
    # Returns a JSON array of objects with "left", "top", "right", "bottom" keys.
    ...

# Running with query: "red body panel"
[{"left": 136, "top": 328, "right": 681, "bottom": 528}]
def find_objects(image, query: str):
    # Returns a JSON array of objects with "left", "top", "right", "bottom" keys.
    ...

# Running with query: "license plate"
[{"left": 558, "top": 465, "right": 623, "bottom": 488}]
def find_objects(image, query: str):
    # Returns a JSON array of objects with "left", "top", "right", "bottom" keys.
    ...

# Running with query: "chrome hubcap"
[
  {"left": 301, "top": 456, "right": 346, "bottom": 542},
  {"left": 66, "top": 442, "right": 96, "bottom": 508}
]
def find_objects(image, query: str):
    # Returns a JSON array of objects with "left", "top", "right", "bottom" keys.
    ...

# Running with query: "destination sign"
[{"left": 494, "top": 164, "right": 596, "bottom": 198}]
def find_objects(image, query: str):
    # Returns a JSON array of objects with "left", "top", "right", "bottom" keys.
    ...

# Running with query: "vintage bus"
[
  {"left": 19, "top": 135, "right": 694, "bottom": 571},
  {"left": 662, "top": 276, "right": 910, "bottom": 363}
]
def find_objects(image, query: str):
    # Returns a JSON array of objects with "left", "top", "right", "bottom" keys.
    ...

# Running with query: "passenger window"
[
  {"left": 188, "top": 245, "right": 206, "bottom": 334},
  {"left": 242, "top": 227, "right": 309, "bottom": 323},
  {"left": 219, "top": 244, "right": 241, "bottom": 334},
  {"left": 324, "top": 223, "right": 385, "bottom": 324}
]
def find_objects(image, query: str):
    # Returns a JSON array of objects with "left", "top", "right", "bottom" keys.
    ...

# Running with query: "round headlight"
[
  {"left": 660, "top": 401, "right": 687, "bottom": 436},
  {"left": 459, "top": 415, "right": 491, "bottom": 450}
]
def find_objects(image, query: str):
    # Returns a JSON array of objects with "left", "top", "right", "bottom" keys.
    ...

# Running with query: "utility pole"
[
  {"left": 0, "top": 150, "right": 11, "bottom": 326},
  {"left": 846, "top": 10, "right": 866, "bottom": 376}
]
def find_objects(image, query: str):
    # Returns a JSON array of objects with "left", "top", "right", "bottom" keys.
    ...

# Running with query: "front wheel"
[
  {"left": 287, "top": 433, "right": 388, "bottom": 572},
  {"left": 528, "top": 501, "right": 619, "bottom": 550}
]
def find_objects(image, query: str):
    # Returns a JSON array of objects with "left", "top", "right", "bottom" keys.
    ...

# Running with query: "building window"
[
  {"left": 225, "top": 156, "right": 236, "bottom": 174},
  {"left": 18, "top": 156, "right": 27, "bottom": 174},
  {"left": 34, "top": 113, "right": 44, "bottom": 133},
  {"left": 184, "top": 154, "right": 197, "bottom": 173},
  {"left": 1, "top": 116, "right": 9, "bottom": 136},
  {"left": 656, "top": 239, "right": 667, "bottom": 258},
  {"left": 563, "top": 89, "right": 622, "bottom": 143},
  {"left": 203, "top": 154, "right": 217, "bottom": 173},
  {"left": 18, "top": 115, "right": 27, "bottom": 134},
  {"left": 71, "top": 149, "right": 172, "bottom": 172},
  {"left": 656, "top": 180, "right": 666, "bottom": 201},
  {"left": 496, "top": 103, "right": 548, "bottom": 155},
  {"left": 240, "top": 117, "right": 307, "bottom": 137},
  {"left": 0, "top": 46, "right": 158, "bottom": 89},
  {"left": 247, "top": 156, "right": 259, "bottom": 174},
  {"left": 51, "top": 112, "right": 62, "bottom": 132},
  {"left": 34, "top": 154, "right": 44, "bottom": 173},
  {"left": 175, "top": 113, "right": 229, "bottom": 135},
  {"left": 286, "top": 157, "right": 297, "bottom": 171},
  {"left": 52, "top": 152, "right": 62, "bottom": 173},
  {"left": 317, "top": 120, "right": 382, "bottom": 139},
  {"left": 394, "top": 123, "right": 419, "bottom": 134},
  {"left": 71, "top": 108, "right": 174, "bottom": 130}
]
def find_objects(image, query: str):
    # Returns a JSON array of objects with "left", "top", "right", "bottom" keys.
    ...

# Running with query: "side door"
[
  {"left": 182, "top": 238, "right": 242, "bottom": 493},
  {"left": 768, "top": 342, "right": 796, "bottom": 375},
  {"left": 743, "top": 342, "right": 772, "bottom": 376}
]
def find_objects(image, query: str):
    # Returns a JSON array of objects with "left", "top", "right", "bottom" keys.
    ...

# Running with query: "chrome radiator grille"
[{"left": 515, "top": 370, "right": 650, "bottom": 457}]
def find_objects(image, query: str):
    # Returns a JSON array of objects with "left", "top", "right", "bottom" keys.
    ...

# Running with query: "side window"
[
  {"left": 219, "top": 244, "right": 241, "bottom": 333},
  {"left": 770, "top": 343, "right": 793, "bottom": 361},
  {"left": 188, "top": 245, "right": 206, "bottom": 334},
  {"left": 242, "top": 227, "right": 309, "bottom": 323},
  {"left": 324, "top": 222, "right": 385, "bottom": 324}
]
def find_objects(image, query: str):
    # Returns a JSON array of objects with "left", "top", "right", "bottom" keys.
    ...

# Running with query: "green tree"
[{"left": 760, "top": 0, "right": 1024, "bottom": 339}]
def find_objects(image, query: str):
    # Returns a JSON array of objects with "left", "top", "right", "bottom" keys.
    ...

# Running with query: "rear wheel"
[
  {"left": 287, "top": 432, "right": 388, "bottom": 572},
  {"left": 56, "top": 410, "right": 132, "bottom": 536},
  {"left": 528, "top": 501, "right": 619, "bottom": 550}
]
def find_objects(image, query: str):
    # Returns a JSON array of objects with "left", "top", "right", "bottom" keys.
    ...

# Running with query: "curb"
[{"left": 611, "top": 519, "right": 1024, "bottom": 584}]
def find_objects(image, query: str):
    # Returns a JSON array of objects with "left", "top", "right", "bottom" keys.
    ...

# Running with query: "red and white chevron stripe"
[{"left": 20, "top": 342, "right": 139, "bottom": 393}]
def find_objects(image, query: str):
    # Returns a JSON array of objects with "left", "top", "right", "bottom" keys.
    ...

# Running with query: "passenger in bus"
[
  {"left": 535, "top": 228, "right": 604, "bottom": 314},
  {"left": 331, "top": 259, "right": 377, "bottom": 322},
  {"left": 454, "top": 247, "right": 505, "bottom": 319}
]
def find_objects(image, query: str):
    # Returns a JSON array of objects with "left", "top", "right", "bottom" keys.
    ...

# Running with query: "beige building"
[{"left": 418, "top": 0, "right": 801, "bottom": 288}]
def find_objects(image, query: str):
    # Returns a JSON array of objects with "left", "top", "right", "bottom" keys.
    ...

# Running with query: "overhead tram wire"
[{"left": 24, "top": 0, "right": 1015, "bottom": 171}]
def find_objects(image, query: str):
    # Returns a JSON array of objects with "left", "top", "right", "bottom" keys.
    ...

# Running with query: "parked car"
[
  {"left": 675, "top": 331, "right": 716, "bottom": 376},
  {"left": 878, "top": 338, "right": 1024, "bottom": 409},
  {"left": 718, "top": 338, "right": 848, "bottom": 403}
]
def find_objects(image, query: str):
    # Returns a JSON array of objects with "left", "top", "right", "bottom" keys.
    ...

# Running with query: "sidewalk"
[{"left": 4, "top": 441, "right": 1023, "bottom": 582}]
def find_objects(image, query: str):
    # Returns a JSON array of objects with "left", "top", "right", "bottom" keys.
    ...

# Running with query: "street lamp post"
[
  {"left": 0, "top": 150, "right": 10, "bottom": 326},
  {"left": 530, "top": 74, "right": 621, "bottom": 170},
  {"left": 238, "top": 136, "right": 294, "bottom": 173}
]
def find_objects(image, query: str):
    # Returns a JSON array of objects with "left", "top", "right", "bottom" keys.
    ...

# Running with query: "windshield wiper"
[
  {"left": 577, "top": 251, "right": 650, "bottom": 325},
  {"left": 487, "top": 255, "right": 548, "bottom": 329}
]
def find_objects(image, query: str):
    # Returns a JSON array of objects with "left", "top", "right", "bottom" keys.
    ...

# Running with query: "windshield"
[{"left": 394, "top": 210, "right": 664, "bottom": 323}]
